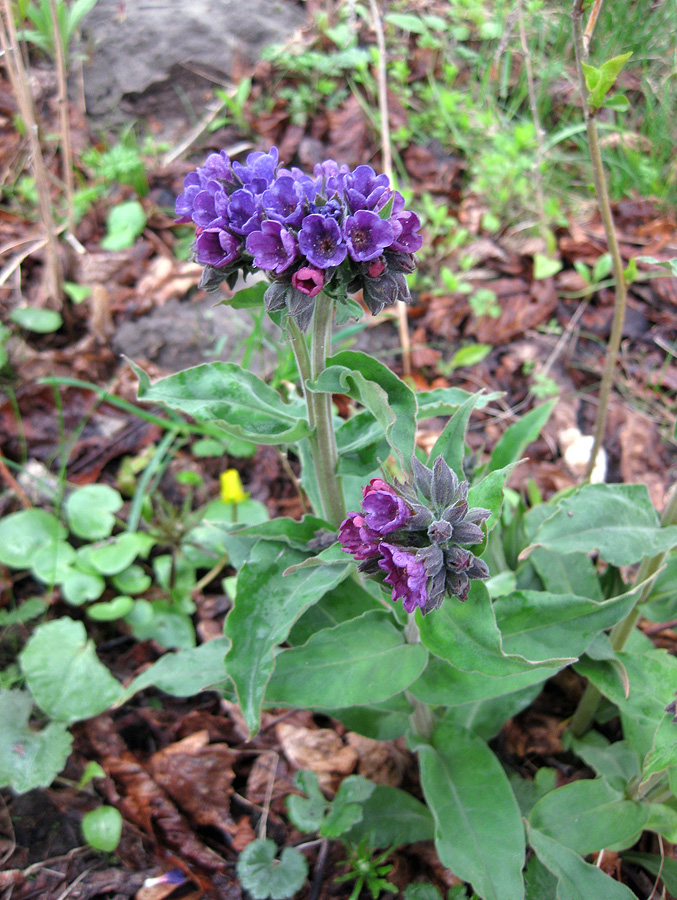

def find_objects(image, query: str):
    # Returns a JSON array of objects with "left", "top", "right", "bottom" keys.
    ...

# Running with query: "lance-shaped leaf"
[
  {"left": 468, "top": 462, "right": 519, "bottom": 532},
  {"left": 523, "top": 484, "right": 677, "bottom": 566},
  {"left": 529, "top": 778, "right": 649, "bottom": 854},
  {"left": 308, "top": 350, "right": 417, "bottom": 474},
  {"left": 487, "top": 400, "right": 556, "bottom": 473},
  {"left": 417, "top": 581, "right": 574, "bottom": 678},
  {"left": 428, "top": 391, "right": 483, "bottom": 478},
  {"left": 416, "top": 386, "right": 501, "bottom": 417},
  {"left": 495, "top": 588, "right": 637, "bottom": 663},
  {"left": 529, "top": 827, "right": 637, "bottom": 900},
  {"left": 414, "top": 721, "right": 525, "bottom": 900},
  {"left": 132, "top": 359, "right": 311, "bottom": 444},
  {"left": 225, "top": 540, "right": 352, "bottom": 735},
  {"left": 265, "top": 610, "right": 428, "bottom": 709}
]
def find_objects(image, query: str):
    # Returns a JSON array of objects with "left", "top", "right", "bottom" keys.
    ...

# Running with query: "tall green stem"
[
  {"left": 571, "top": 0, "right": 627, "bottom": 482},
  {"left": 405, "top": 614, "right": 435, "bottom": 741},
  {"left": 287, "top": 296, "right": 345, "bottom": 528},
  {"left": 570, "top": 485, "right": 677, "bottom": 737}
]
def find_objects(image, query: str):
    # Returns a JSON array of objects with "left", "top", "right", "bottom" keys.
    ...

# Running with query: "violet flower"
[
  {"left": 338, "top": 457, "right": 490, "bottom": 614},
  {"left": 246, "top": 222, "right": 297, "bottom": 274},
  {"left": 298, "top": 214, "right": 348, "bottom": 269}
]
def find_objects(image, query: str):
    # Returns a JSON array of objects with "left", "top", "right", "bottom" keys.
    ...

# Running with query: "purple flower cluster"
[
  {"left": 338, "top": 460, "right": 490, "bottom": 615},
  {"left": 175, "top": 147, "right": 422, "bottom": 327}
]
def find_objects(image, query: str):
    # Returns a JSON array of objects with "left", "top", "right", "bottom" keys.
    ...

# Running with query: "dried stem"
[
  {"left": 48, "top": 0, "right": 75, "bottom": 234},
  {"left": 0, "top": 1, "right": 63, "bottom": 308},
  {"left": 571, "top": 0, "right": 626, "bottom": 482},
  {"left": 516, "top": 0, "right": 548, "bottom": 245},
  {"left": 368, "top": 0, "right": 412, "bottom": 378}
]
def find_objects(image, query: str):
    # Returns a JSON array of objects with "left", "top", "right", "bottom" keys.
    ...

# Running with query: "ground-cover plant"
[{"left": 111, "top": 144, "right": 677, "bottom": 898}]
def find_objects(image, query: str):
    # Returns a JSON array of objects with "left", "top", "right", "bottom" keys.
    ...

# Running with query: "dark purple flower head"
[
  {"left": 298, "top": 214, "right": 347, "bottom": 269},
  {"left": 246, "top": 221, "right": 297, "bottom": 274},
  {"left": 262, "top": 176, "right": 306, "bottom": 226},
  {"left": 345, "top": 165, "right": 390, "bottom": 211},
  {"left": 227, "top": 189, "right": 262, "bottom": 235},
  {"left": 378, "top": 543, "right": 428, "bottom": 612},
  {"left": 390, "top": 210, "right": 423, "bottom": 253},
  {"left": 195, "top": 229, "right": 241, "bottom": 268},
  {"left": 361, "top": 478, "right": 411, "bottom": 534},
  {"left": 344, "top": 210, "right": 394, "bottom": 262},
  {"left": 338, "top": 457, "right": 489, "bottom": 614},
  {"left": 200, "top": 150, "right": 234, "bottom": 182},
  {"left": 292, "top": 266, "right": 324, "bottom": 297},
  {"left": 338, "top": 513, "right": 381, "bottom": 560},
  {"left": 232, "top": 147, "right": 279, "bottom": 190}
]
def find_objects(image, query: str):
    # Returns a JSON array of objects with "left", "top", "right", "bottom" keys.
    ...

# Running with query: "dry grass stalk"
[{"left": 0, "top": 0, "right": 63, "bottom": 309}]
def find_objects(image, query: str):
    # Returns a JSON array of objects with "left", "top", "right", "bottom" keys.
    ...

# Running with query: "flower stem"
[
  {"left": 405, "top": 614, "right": 435, "bottom": 741},
  {"left": 288, "top": 295, "right": 345, "bottom": 528},
  {"left": 571, "top": 0, "right": 627, "bottom": 483},
  {"left": 569, "top": 485, "right": 677, "bottom": 737}
]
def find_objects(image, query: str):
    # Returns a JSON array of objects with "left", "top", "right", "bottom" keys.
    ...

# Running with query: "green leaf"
[
  {"left": 224, "top": 540, "right": 352, "bottom": 735},
  {"left": 495, "top": 588, "right": 636, "bottom": 664},
  {"left": 468, "top": 463, "right": 518, "bottom": 532},
  {"left": 31, "top": 540, "right": 76, "bottom": 584},
  {"left": 385, "top": 11, "right": 427, "bottom": 32},
  {"left": 326, "top": 696, "right": 412, "bottom": 741},
  {"left": 236, "top": 839, "right": 308, "bottom": 900},
  {"left": 418, "top": 581, "right": 572, "bottom": 678},
  {"left": 524, "top": 483, "right": 677, "bottom": 565},
  {"left": 61, "top": 568, "right": 106, "bottom": 605},
  {"left": 111, "top": 564, "right": 152, "bottom": 595},
  {"left": 265, "top": 610, "right": 428, "bottom": 709},
  {"left": 65, "top": 484, "right": 123, "bottom": 540},
  {"left": 563, "top": 731, "right": 640, "bottom": 790},
  {"left": 590, "top": 52, "right": 633, "bottom": 111},
  {"left": 428, "top": 391, "right": 482, "bottom": 478},
  {"left": 321, "top": 775, "right": 375, "bottom": 838},
  {"left": 9, "top": 306, "right": 63, "bottom": 333},
  {"left": 529, "top": 827, "right": 637, "bottom": 900},
  {"left": 0, "top": 509, "right": 66, "bottom": 568},
  {"left": 0, "top": 596, "right": 48, "bottom": 625},
  {"left": 310, "top": 350, "right": 417, "bottom": 474},
  {"left": 122, "top": 637, "right": 228, "bottom": 700},
  {"left": 417, "top": 386, "right": 501, "bottom": 418},
  {"left": 575, "top": 649, "right": 677, "bottom": 763},
  {"left": 439, "top": 682, "right": 542, "bottom": 741},
  {"left": 287, "top": 770, "right": 328, "bottom": 833},
  {"left": 220, "top": 280, "right": 267, "bottom": 308},
  {"left": 344, "top": 784, "right": 435, "bottom": 848},
  {"left": 100, "top": 200, "right": 146, "bottom": 250},
  {"left": 87, "top": 595, "right": 135, "bottom": 621},
  {"left": 529, "top": 778, "right": 649, "bottom": 854},
  {"left": 0, "top": 690, "right": 73, "bottom": 793},
  {"left": 126, "top": 601, "right": 195, "bottom": 650},
  {"left": 487, "top": 401, "right": 555, "bottom": 473},
  {"left": 20, "top": 618, "right": 122, "bottom": 723},
  {"left": 533, "top": 254, "right": 562, "bottom": 279},
  {"left": 529, "top": 548, "right": 603, "bottom": 601},
  {"left": 622, "top": 851, "right": 677, "bottom": 896},
  {"left": 63, "top": 282, "right": 92, "bottom": 304},
  {"left": 81, "top": 806, "right": 123, "bottom": 852},
  {"left": 445, "top": 344, "right": 492, "bottom": 373},
  {"left": 288, "top": 578, "right": 381, "bottom": 646},
  {"left": 133, "top": 359, "right": 311, "bottom": 445},
  {"left": 414, "top": 722, "right": 525, "bottom": 900},
  {"left": 85, "top": 531, "right": 154, "bottom": 575}
]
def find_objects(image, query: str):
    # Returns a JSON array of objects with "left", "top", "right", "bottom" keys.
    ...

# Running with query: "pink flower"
[{"left": 292, "top": 266, "right": 325, "bottom": 297}]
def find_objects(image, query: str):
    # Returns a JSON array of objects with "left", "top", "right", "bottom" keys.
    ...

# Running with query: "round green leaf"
[
  {"left": 20, "top": 618, "right": 122, "bottom": 722},
  {"left": 65, "top": 485, "right": 123, "bottom": 540},
  {"left": 0, "top": 509, "right": 66, "bottom": 568},
  {"left": 87, "top": 532, "right": 154, "bottom": 575},
  {"left": 100, "top": 200, "right": 146, "bottom": 251},
  {"left": 31, "top": 540, "right": 76, "bottom": 584},
  {"left": 61, "top": 569, "right": 106, "bottom": 606},
  {"left": 9, "top": 307, "right": 63, "bottom": 333},
  {"left": 87, "top": 595, "right": 135, "bottom": 621},
  {"left": 82, "top": 806, "right": 123, "bottom": 852},
  {"left": 236, "top": 839, "right": 308, "bottom": 900},
  {"left": 111, "top": 564, "right": 151, "bottom": 595}
]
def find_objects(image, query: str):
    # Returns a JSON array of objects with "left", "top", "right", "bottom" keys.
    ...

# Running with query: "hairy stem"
[
  {"left": 288, "top": 297, "right": 345, "bottom": 527},
  {"left": 571, "top": 0, "right": 627, "bottom": 482},
  {"left": 405, "top": 614, "right": 435, "bottom": 741},
  {"left": 48, "top": 0, "right": 75, "bottom": 234},
  {"left": 570, "top": 485, "right": 677, "bottom": 737}
]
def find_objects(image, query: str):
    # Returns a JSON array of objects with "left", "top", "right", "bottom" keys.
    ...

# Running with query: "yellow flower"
[{"left": 220, "top": 468, "right": 249, "bottom": 504}]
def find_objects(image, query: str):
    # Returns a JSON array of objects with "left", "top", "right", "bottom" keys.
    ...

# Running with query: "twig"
[
  {"left": 571, "top": 0, "right": 627, "bottom": 482},
  {"left": 257, "top": 751, "right": 279, "bottom": 840},
  {"left": 0, "top": 457, "right": 32, "bottom": 508},
  {"left": 516, "top": 0, "right": 548, "bottom": 245},
  {"left": 48, "top": 0, "right": 74, "bottom": 235},
  {"left": 583, "top": 0, "right": 604, "bottom": 55},
  {"left": 309, "top": 838, "right": 330, "bottom": 900},
  {"left": 368, "top": 0, "right": 412, "bottom": 377},
  {"left": 0, "top": 2, "right": 63, "bottom": 308}
]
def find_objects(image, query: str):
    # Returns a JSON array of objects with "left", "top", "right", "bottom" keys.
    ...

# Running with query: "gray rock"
[{"left": 81, "top": 0, "right": 306, "bottom": 121}]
